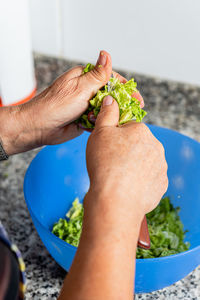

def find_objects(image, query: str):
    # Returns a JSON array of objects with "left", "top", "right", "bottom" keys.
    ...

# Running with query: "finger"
[
  {"left": 95, "top": 96, "right": 119, "bottom": 129},
  {"left": 58, "top": 66, "right": 84, "bottom": 82},
  {"left": 66, "top": 66, "right": 84, "bottom": 78},
  {"left": 50, "top": 123, "right": 83, "bottom": 145},
  {"left": 132, "top": 91, "right": 144, "bottom": 108},
  {"left": 62, "top": 123, "right": 83, "bottom": 141},
  {"left": 87, "top": 71, "right": 126, "bottom": 125},
  {"left": 79, "top": 50, "right": 112, "bottom": 99},
  {"left": 112, "top": 71, "right": 127, "bottom": 83}
]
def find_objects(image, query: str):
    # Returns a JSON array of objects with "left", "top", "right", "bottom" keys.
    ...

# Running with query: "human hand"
[
  {"left": 1, "top": 51, "right": 135, "bottom": 155},
  {"left": 0, "top": 50, "right": 143, "bottom": 156},
  {"left": 59, "top": 98, "right": 167, "bottom": 300},
  {"left": 27, "top": 51, "right": 114, "bottom": 146},
  {"left": 86, "top": 96, "right": 168, "bottom": 222},
  {"left": 0, "top": 51, "right": 111, "bottom": 155}
]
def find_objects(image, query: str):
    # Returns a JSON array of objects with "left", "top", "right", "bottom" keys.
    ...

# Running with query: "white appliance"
[{"left": 0, "top": 0, "right": 36, "bottom": 106}]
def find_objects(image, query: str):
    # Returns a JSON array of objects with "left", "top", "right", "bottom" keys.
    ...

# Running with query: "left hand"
[
  {"left": 18, "top": 51, "right": 113, "bottom": 148},
  {"left": 1, "top": 50, "right": 143, "bottom": 155},
  {"left": 1, "top": 51, "right": 112, "bottom": 154}
]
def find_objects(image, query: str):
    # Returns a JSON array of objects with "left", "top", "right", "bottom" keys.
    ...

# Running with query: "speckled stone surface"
[{"left": 0, "top": 54, "right": 200, "bottom": 299}]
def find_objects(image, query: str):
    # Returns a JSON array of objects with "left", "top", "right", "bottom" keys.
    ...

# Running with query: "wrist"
[
  {"left": 0, "top": 106, "right": 20, "bottom": 155},
  {"left": 84, "top": 188, "right": 144, "bottom": 233}
]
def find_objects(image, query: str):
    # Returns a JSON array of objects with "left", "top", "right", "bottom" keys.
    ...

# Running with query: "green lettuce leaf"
[
  {"left": 82, "top": 63, "right": 94, "bottom": 74},
  {"left": 136, "top": 197, "right": 190, "bottom": 258},
  {"left": 52, "top": 198, "right": 83, "bottom": 247},
  {"left": 52, "top": 196, "right": 190, "bottom": 258},
  {"left": 78, "top": 63, "right": 147, "bottom": 128}
]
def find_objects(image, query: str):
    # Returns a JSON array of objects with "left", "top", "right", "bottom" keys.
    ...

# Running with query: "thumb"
[
  {"left": 95, "top": 96, "right": 119, "bottom": 129},
  {"left": 80, "top": 51, "right": 112, "bottom": 97}
]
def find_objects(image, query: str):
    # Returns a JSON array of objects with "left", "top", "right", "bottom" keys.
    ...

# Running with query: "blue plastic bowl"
[{"left": 24, "top": 125, "right": 200, "bottom": 293}]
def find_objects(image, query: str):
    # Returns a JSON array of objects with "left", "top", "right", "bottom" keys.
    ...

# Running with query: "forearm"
[
  {"left": 58, "top": 190, "right": 143, "bottom": 300},
  {"left": 0, "top": 101, "right": 41, "bottom": 156}
]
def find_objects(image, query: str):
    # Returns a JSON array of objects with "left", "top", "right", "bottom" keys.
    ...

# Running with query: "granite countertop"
[{"left": 0, "top": 54, "right": 200, "bottom": 299}]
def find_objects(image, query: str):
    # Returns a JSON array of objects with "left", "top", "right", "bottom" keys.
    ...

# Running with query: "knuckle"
[
  {"left": 164, "top": 176, "right": 169, "bottom": 191},
  {"left": 53, "top": 76, "right": 79, "bottom": 98},
  {"left": 64, "top": 77, "right": 80, "bottom": 96},
  {"left": 160, "top": 141, "right": 165, "bottom": 151},
  {"left": 129, "top": 122, "right": 147, "bottom": 135},
  {"left": 90, "top": 67, "right": 108, "bottom": 82},
  {"left": 137, "top": 122, "right": 147, "bottom": 131},
  {"left": 159, "top": 165, "right": 168, "bottom": 193},
  {"left": 74, "top": 66, "right": 84, "bottom": 73},
  {"left": 164, "top": 160, "right": 168, "bottom": 172},
  {"left": 137, "top": 123, "right": 153, "bottom": 139},
  {"left": 156, "top": 140, "right": 165, "bottom": 154}
]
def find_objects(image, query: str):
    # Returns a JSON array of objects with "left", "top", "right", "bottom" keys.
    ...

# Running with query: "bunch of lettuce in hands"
[{"left": 77, "top": 63, "right": 147, "bottom": 129}]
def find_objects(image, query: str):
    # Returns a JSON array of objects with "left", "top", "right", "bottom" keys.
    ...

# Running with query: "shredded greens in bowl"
[
  {"left": 77, "top": 63, "right": 147, "bottom": 129},
  {"left": 52, "top": 198, "right": 83, "bottom": 247},
  {"left": 137, "top": 197, "right": 190, "bottom": 258},
  {"left": 52, "top": 196, "right": 190, "bottom": 258}
]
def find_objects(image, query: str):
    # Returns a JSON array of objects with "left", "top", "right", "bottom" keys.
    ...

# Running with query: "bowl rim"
[{"left": 24, "top": 124, "right": 200, "bottom": 262}]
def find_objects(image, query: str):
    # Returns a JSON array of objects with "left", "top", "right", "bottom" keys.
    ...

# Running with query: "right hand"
[{"left": 86, "top": 96, "right": 168, "bottom": 222}]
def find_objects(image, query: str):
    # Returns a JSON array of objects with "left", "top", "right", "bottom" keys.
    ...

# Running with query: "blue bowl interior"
[
  {"left": 152, "top": 126, "right": 200, "bottom": 248},
  {"left": 26, "top": 131, "right": 90, "bottom": 231},
  {"left": 25, "top": 125, "right": 200, "bottom": 250},
  {"left": 24, "top": 125, "right": 200, "bottom": 293}
]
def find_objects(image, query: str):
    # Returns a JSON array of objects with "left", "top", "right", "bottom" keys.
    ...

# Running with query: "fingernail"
[
  {"left": 103, "top": 95, "right": 113, "bottom": 106},
  {"left": 97, "top": 51, "right": 107, "bottom": 67}
]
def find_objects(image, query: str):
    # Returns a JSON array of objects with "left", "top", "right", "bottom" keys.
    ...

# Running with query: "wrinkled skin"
[{"left": 86, "top": 98, "right": 168, "bottom": 216}]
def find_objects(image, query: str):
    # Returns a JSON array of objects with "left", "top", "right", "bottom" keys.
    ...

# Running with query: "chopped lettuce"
[
  {"left": 82, "top": 63, "right": 94, "bottom": 74},
  {"left": 52, "top": 196, "right": 190, "bottom": 258},
  {"left": 78, "top": 63, "right": 147, "bottom": 128},
  {"left": 136, "top": 197, "right": 190, "bottom": 258},
  {"left": 52, "top": 198, "right": 83, "bottom": 247}
]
